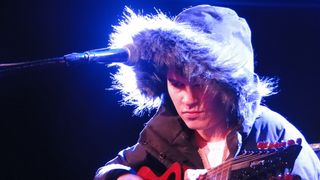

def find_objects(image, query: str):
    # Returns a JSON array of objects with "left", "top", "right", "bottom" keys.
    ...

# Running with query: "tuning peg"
[
  {"left": 280, "top": 141, "right": 287, "bottom": 147},
  {"left": 257, "top": 141, "right": 268, "bottom": 149},
  {"left": 270, "top": 174, "right": 300, "bottom": 180},
  {"left": 287, "top": 139, "right": 295, "bottom": 146},
  {"left": 296, "top": 138, "right": 302, "bottom": 145},
  {"left": 267, "top": 142, "right": 274, "bottom": 149},
  {"left": 268, "top": 142, "right": 281, "bottom": 149}
]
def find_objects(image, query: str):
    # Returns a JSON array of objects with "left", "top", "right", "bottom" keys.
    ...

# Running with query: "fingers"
[{"left": 184, "top": 169, "right": 207, "bottom": 180}]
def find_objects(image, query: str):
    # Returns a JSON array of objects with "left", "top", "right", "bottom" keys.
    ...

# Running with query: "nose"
[{"left": 181, "top": 86, "right": 199, "bottom": 107}]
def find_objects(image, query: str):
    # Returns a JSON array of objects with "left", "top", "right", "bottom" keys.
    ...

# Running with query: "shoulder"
[
  {"left": 255, "top": 106, "right": 302, "bottom": 137},
  {"left": 255, "top": 106, "right": 290, "bottom": 129},
  {"left": 244, "top": 106, "right": 305, "bottom": 144}
]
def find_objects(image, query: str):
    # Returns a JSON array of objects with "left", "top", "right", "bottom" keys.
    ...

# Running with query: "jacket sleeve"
[{"left": 94, "top": 143, "right": 148, "bottom": 180}]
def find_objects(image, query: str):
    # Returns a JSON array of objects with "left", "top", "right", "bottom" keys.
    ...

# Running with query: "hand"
[
  {"left": 117, "top": 173, "right": 143, "bottom": 180},
  {"left": 184, "top": 169, "right": 207, "bottom": 180}
]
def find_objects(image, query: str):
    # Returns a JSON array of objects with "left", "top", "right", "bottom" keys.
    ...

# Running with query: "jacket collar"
[{"left": 138, "top": 104, "right": 261, "bottom": 168}]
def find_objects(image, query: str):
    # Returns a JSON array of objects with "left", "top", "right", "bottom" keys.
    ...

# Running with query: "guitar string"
[{"left": 205, "top": 150, "right": 278, "bottom": 179}]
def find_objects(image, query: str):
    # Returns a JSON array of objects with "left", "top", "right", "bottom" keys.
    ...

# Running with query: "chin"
[{"left": 184, "top": 119, "right": 210, "bottom": 130}]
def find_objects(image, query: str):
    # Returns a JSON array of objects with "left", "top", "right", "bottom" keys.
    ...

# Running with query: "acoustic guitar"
[{"left": 137, "top": 140, "right": 302, "bottom": 180}]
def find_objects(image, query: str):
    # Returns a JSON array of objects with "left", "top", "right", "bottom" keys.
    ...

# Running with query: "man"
[{"left": 95, "top": 5, "right": 320, "bottom": 180}]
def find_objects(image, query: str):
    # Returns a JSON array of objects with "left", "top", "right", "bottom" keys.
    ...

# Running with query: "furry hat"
[{"left": 109, "top": 5, "right": 275, "bottom": 130}]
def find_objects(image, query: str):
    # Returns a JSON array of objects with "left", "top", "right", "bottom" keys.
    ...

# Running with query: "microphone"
[
  {"left": 0, "top": 47, "right": 135, "bottom": 74},
  {"left": 63, "top": 47, "right": 130, "bottom": 64}
]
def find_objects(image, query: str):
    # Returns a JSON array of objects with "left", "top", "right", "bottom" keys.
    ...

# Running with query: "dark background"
[{"left": 1, "top": 0, "right": 319, "bottom": 179}]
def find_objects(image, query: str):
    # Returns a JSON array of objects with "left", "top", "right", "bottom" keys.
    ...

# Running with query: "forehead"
[
  {"left": 166, "top": 68, "right": 223, "bottom": 91},
  {"left": 167, "top": 68, "right": 209, "bottom": 86},
  {"left": 167, "top": 68, "right": 188, "bottom": 81}
]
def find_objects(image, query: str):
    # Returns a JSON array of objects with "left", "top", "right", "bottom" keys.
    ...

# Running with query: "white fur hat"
[
  {"left": 109, "top": 5, "right": 274, "bottom": 118},
  {"left": 175, "top": 5, "right": 254, "bottom": 74}
]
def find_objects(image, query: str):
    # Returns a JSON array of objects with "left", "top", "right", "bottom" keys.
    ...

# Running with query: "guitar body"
[{"left": 137, "top": 162, "right": 183, "bottom": 180}]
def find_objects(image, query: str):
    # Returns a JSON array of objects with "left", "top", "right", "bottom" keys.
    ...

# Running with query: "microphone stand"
[{"left": 0, "top": 57, "right": 65, "bottom": 74}]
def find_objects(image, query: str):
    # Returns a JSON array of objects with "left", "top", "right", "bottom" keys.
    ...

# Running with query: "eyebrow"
[{"left": 167, "top": 78, "right": 179, "bottom": 83}]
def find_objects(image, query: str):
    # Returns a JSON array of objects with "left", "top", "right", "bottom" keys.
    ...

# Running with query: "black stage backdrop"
[{"left": 1, "top": 0, "right": 319, "bottom": 179}]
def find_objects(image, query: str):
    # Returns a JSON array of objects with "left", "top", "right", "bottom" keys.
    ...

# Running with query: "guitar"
[{"left": 137, "top": 140, "right": 302, "bottom": 180}]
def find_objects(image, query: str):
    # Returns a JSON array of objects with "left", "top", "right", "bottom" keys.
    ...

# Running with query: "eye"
[
  {"left": 192, "top": 83, "right": 204, "bottom": 89},
  {"left": 169, "top": 79, "right": 184, "bottom": 88}
]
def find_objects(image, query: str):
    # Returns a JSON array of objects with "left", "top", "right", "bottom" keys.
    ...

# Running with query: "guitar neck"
[
  {"left": 201, "top": 144, "right": 302, "bottom": 180},
  {"left": 203, "top": 166, "right": 231, "bottom": 179},
  {"left": 202, "top": 149, "right": 271, "bottom": 179}
]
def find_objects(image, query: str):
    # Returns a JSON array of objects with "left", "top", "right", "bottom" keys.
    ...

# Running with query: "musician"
[{"left": 94, "top": 5, "right": 320, "bottom": 180}]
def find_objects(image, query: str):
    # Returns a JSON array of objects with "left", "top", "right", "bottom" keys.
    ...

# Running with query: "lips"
[{"left": 182, "top": 111, "right": 204, "bottom": 119}]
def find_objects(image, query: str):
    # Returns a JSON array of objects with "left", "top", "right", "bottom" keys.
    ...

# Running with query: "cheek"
[
  {"left": 167, "top": 83, "right": 181, "bottom": 110},
  {"left": 204, "top": 96, "right": 228, "bottom": 120},
  {"left": 168, "top": 95, "right": 185, "bottom": 117},
  {"left": 169, "top": 92, "right": 181, "bottom": 110}
]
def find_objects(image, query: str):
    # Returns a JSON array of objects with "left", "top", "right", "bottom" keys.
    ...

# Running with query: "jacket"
[{"left": 94, "top": 105, "right": 320, "bottom": 180}]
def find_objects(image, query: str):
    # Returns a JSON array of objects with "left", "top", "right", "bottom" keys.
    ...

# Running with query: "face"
[{"left": 167, "top": 69, "right": 227, "bottom": 132}]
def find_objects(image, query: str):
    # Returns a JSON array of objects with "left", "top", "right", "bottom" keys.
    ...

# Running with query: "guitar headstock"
[{"left": 229, "top": 139, "right": 302, "bottom": 179}]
